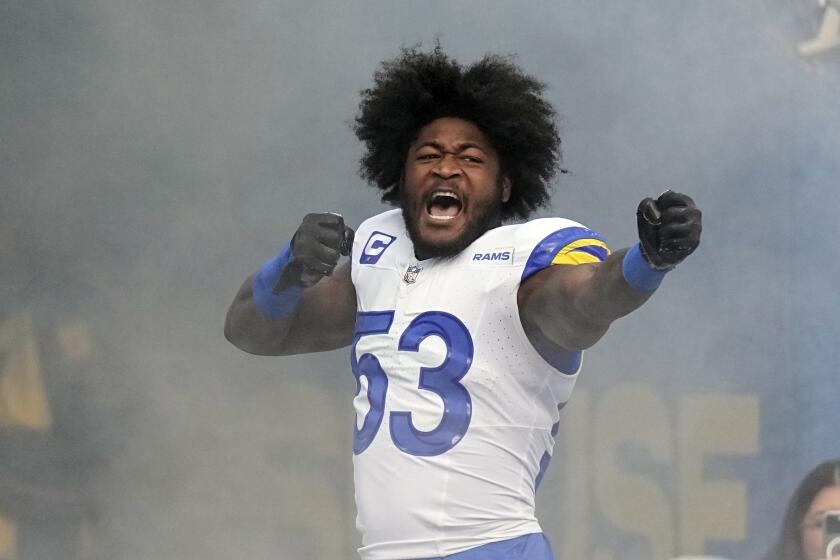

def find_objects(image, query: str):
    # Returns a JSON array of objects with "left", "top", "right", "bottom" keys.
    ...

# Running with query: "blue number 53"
[{"left": 351, "top": 310, "right": 474, "bottom": 457}]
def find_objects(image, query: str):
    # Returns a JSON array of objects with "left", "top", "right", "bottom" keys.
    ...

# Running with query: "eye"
[
  {"left": 417, "top": 153, "right": 440, "bottom": 161},
  {"left": 460, "top": 155, "right": 483, "bottom": 164}
]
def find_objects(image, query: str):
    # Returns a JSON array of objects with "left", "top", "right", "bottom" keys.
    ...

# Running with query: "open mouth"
[{"left": 425, "top": 190, "right": 463, "bottom": 221}]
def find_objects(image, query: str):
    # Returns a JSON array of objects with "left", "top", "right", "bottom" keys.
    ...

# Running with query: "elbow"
[
  {"left": 223, "top": 317, "right": 237, "bottom": 346},
  {"left": 223, "top": 313, "right": 247, "bottom": 351},
  {"left": 223, "top": 324, "right": 270, "bottom": 356},
  {"left": 223, "top": 309, "right": 286, "bottom": 356},
  {"left": 223, "top": 309, "right": 258, "bottom": 354}
]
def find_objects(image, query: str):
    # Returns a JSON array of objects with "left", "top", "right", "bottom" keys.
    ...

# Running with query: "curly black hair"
[{"left": 354, "top": 45, "right": 561, "bottom": 220}]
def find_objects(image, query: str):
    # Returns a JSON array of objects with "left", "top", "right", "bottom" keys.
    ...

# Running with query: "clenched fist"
[
  {"left": 636, "top": 191, "right": 701, "bottom": 270},
  {"left": 276, "top": 213, "right": 355, "bottom": 290}
]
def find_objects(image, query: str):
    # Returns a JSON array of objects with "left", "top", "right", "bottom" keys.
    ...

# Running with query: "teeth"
[{"left": 426, "top": 189, "right": 463, "bottom": 221}]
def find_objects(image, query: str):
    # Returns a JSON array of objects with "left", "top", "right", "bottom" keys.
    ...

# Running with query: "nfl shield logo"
[{"left": 403, "top": 264, "right": 422, "bottom": 284}]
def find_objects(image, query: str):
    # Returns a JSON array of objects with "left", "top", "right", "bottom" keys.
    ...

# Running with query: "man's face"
[{"left": 400, "top": 117, "right": 511, "bottom": 260}]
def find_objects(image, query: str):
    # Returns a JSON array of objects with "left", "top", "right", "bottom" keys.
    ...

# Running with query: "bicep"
[
  {"left": 518, "top": 262, "right": 606, "bottom": 351},
  {"left": 279, "top": 261, "right": 357, "bottom": 354}
]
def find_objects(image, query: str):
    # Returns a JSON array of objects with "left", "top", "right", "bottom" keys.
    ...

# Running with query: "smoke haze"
[{"left": 2, "top": 1, "right": 839, "bottom": 558}]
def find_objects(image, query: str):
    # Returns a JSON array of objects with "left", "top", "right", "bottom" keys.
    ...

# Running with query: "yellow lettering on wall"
[
  {"left": 0, "top": 311, "right": 52, "bottom": 430},
  {"left": 678, "top": 394, "right": 760, "bottom": 553},
  {"left": 0, "top": 515, "right": 17, "bottom": 560},
  {"left": 593, "top": 383, "right": 674, "bottom": 560},
  {"left": 552, "top": 382, "right": 762, "bottom": 557}
]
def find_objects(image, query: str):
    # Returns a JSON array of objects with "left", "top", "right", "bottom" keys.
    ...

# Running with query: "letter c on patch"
[{"left": 360, "top": 231, "right": 397, "bottom": 264}]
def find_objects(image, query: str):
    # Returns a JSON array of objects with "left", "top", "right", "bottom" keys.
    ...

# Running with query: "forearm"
[
  {"left": 569, "top": 247, "right": 657, "bottom": 327},
  {"left": 225, "top": 212, "right": 359, "bottom": 356},
  {"left": 225, "top": 258, "right": 357, "bottom": 356}
]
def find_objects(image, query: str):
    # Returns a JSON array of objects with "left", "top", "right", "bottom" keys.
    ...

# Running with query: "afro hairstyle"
[{"left": 354, "top": 45, "right": 562, "bottom": 220}]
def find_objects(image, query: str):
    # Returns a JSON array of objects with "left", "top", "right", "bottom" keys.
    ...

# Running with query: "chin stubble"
[{"left": 400, "top": 193, "right": 503, "bottom": 260}]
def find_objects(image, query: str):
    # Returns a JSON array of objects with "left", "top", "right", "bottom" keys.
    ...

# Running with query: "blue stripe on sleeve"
[
  {"left": 522, "top": 227, "right": 607, "bottom": 281},
  {"left": 570, "top": 244, "right": 610, "bottom": 261}
]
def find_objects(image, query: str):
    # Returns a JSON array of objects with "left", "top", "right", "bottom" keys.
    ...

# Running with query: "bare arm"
[
  {"left": 224, "top": 261, "right": 356, "bottom": 356},
  {"left": 518, "top": 248, "right": 651, "bottom": 351},
  {"left": 224, "top": 212, "right": 357, "bottom": 356},
  {"left": 519, "top": 191, "right": 702, "bottom": 352}
]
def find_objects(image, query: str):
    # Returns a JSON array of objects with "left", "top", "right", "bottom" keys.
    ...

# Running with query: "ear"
[{"left": 500, "top": 177, "right": 512, "bottom": 203}]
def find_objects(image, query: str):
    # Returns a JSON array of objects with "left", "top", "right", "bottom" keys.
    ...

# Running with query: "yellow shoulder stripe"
[{"left": 550, "top": 238, "right": 611, "bottom": 266}]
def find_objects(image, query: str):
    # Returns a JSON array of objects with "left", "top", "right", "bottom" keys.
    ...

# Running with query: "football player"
[{"left": 225, "top": 46, "right": 701, "bottom": 560}]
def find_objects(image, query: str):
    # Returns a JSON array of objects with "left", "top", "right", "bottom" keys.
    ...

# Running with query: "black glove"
[
  {"left": 275, "top": 213, "right": 355, "bottom": 291},
  {"left": 636, "top": 191, "right": 702, "bottom": 270}
]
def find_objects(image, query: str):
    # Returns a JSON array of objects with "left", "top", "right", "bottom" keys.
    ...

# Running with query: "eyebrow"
[{"left": 413, "top": 141, "right": 488, "bottom": 154}]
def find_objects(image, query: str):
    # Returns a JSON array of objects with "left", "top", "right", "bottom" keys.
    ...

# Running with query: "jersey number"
[{"left": 351, "top": 311, "right": 474, "bottom": 457}]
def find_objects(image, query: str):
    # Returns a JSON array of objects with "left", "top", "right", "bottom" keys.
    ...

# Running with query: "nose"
[{"left": 432, "top": 153, "right": 462, "bottom": 179}]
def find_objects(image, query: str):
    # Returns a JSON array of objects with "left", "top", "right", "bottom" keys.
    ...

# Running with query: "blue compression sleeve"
[
  {"left": 252, "top": 242, "right": 304, "bottom": 320},
  {"left": 621, "top": 242, "right": 670, "bottom": 292}
]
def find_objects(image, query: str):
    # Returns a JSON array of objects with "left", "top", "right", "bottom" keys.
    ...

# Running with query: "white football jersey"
[{"left": 349, "top": 209, "right": 609, "bottom": 560}]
